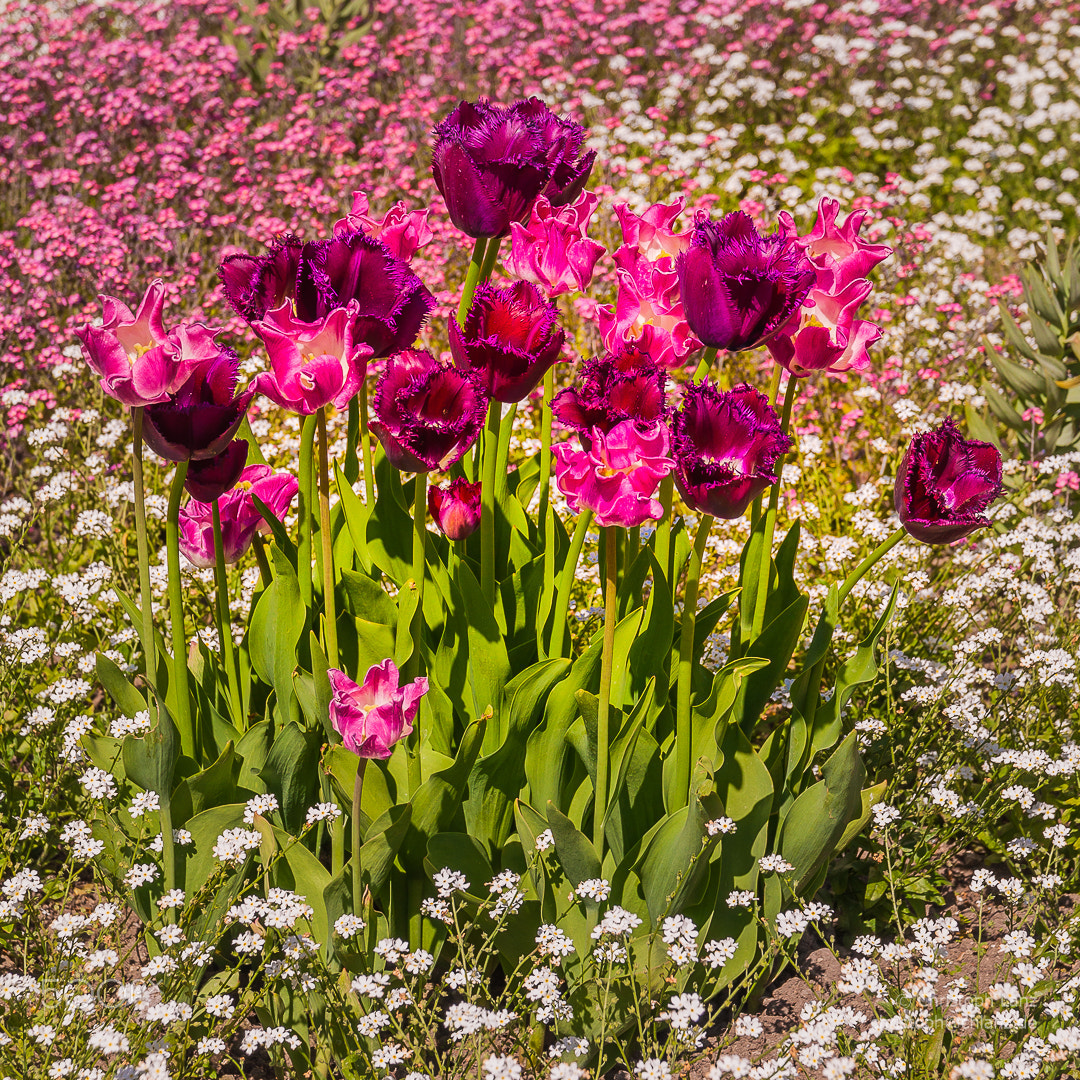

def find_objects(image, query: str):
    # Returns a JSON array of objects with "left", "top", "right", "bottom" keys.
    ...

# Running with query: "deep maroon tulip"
[
  {"left": 551, "top": 345, "right": 668, "bottom": 440},
  {"left": 142, "top": 348, "right": 253, "bottom": 462},
  {"left": 894, "top": 419, "right": 1002, "bottom": 544},
  {"left": 671, "top": 382, "right": 791, "bottom": 519},
  {"left": 431, "top": 98, "right": 595, "bottom": 239},
  {"left": 676, "top": 211, "right": 815, "bottom": 352},
  {"left": 184, "top": 439, "right": 249, "bottom": 502},
  {"left": 428, "top": 478, "right": 482, "bottom": 540},
  {"left": 371, "top": 350, "right": 489, "bottom": 472},
  {"left": 450, "top": 280, "right": 564, "bottom": 402},
  {"left": 220, "top": 231, "right": 433, "bottom": 359}
]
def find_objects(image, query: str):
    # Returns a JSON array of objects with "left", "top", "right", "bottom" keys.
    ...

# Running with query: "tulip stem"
[
  {"left": 407, "top": 470, "right": 427, "bottom": 683},
  {"left": 494, "top": 401, "right": 517, "bottom": 501},
  {"left": 480, "top": 402, "right": 501, "bottom": 607},
  {"left": 550, "top": 509, "right": 594, "bottom": 658},
  {"left": 298, "top": 413, "right": 317, "bottom": 613},
  {"left": 675, "top": 516, "right": 713, "bottom": 810},
  {"left": 837, "top": 527, "right": 906, "bottom": 607},
  {"left": 456, "top": 237, "right": 488, "bottom": 327},
  {"left": 750, "top": 367, "right": 785, "bottom": 527},
  {"left": 479, "top": 237, "right": 501, "bottom": 282},
  {"left": 359, "top": 380, "right": 375, "bottom": 505},
  {"left": 131, "top": 408, "right": 158, "bottom": 720},
  {"left": 212, "top": 499, "right": 244, "bottom": 730},
  {"left": 538, "top": 367, "right": 554, "bottom": 524},
  {"left": 692, "top": 345, "right": 718, "bottom": 382},
  {"left": 593, "top": 527, "right": 618, "bottom": 858},
  {"left": 750, "top": 375, "right": 797, "bottom": 643},
  {"left": 166, "top": 460, "right": 194, "bottom": 757},
  {"left": 317, "top": 408, "right": 338, "bottom": 671},
  {"left": 655, "top": 474, "right": 675, "bottom": 583},
  {"left": 351, "top": 759, "right": 367, "bottom": 917},
  {"left": 252, "top": 533, "right": 272, "bottom": 586}
]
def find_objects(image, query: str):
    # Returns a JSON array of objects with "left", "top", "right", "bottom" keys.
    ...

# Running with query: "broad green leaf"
[
  {"left": 235, "top": 719, "right": 273, "bottom": 796},
  {"left": 184, "top": 741, "right": 236, "bottom": 816},
  {"left": 96, "top": 653, "right": 147, "bottom": 718},
  {"left": 260, "top": 720, "right": 322, "bottom": 834},
  {"left": 424, "top": 833, "right": 493, "bottom": 900},
  {"left": 249, "top": 544, "right": 305, "bottom": 722},
  {"left": 340, "top": 569, "right": 396, "bottom": 624},
  {"left": 545, "top": 802, "right": 601, "bottom": 887},
  {"left": 122, "top": 711, "right": 179, "bottom": 797},
  {"left": 358, "top": 804, "right": 412, "bottom": 895}
]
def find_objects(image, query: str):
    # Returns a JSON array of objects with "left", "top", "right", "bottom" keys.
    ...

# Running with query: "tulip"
[
  {"left": 178, "top": 464, "right": 299, "bottom": 568},
  {"left": 505, "top": 192, "right": 605, "bottom": 297},
  {"left": 450, "top": 280, "right": 565, "bottom": 402},
  {"left": 768, "top": 279, "right": 883, "bottom": 378},
  {"left": 551, "top": 346, "right": 668, "bottom": 439},
  {"left": 328, "top": 660, "right": 428, "bottom": 759},
  {"left": 553, "top": 420, "right": 674, "bottom": 529},
  {"left": 671, "top": 382, "right": 791, "bottom": 520},
  {"left": 253, "top": 302, "right": 369, "bottom": 415},
  {"left": 371, "top": 349, "right": 489, "bottom": 472},
  {"left": 76, "top": 280, "right": 220, "bottom": 407},
  {"left": 142, "top": 347, "right": 254, "bottom": 462},
  {"left": 428, "top": 478, "right": 482, "bottom": 540},
  {"left": 431, "top": 98, "right": 595, "bottom": 239},
  {"left": 219, "top": 235, "right": 306, "bottom": 324},
  {"left": 676, "top": 210, "right": 815, "bottom": 352},
  {"left": 333, "top": 191, "right": 434, "bottom": 263},
  {"left": 778, "top": 196, "right": 892, "bottom": 294},
  {"left": 894, "top": 419, "right": 1002, "bottom": 544},
  {"left": 184, "top": 439, "right": 248, "bottom": 502}
]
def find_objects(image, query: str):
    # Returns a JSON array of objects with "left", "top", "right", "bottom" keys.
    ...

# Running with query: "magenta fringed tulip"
[
  {"left": 450, "top": 280, "right": 565, "bottom": 402},
  {"left": 431, "top": 98, "right": 595, "bottom": 239},
  {"left": 671, "top": 383, "right": 791, "bottom": 520},
  {"left": 895, "top": 419, "right": 1002, "bottom": 544},
  {"left": 75, "top": 280, "right": 220, "bottom": 408},
  {"left": 553, "top": 420, "right": 674, "bottom": 528},
  {"left": 428, "top": 478, "right": 482, "bottom": 540},
  {"left": 551, "top": 346, "right": 668, "bottom": 440},
  {"left": 253, "top": 302, "right": 369, "bottom": 415},
  {"left": 178, "top": 463, "right": 299, "bottom": 567},
  {"left": 505, "top": 192, "right": 605, "bottom": 297},
  {"left": 768, "top": 279, "right": 883, "bottom": 378},
  {"left": 333, "top": 191, "right": 434, "bottom": 263},
  {"left": 184, "top": 439, "right": 249, "bottom": 502},
  {"left": 219, "top": 235, "right": 306, "bottom": 325},
  {"left": 371, "top": 349, "right": 489, "bottom": 471},
  {"left": 778, "top": 196, "right": 892, "bottom": 294},
  {"left": 142, "top": 347, "right": 254, "bottom": 462},
  {"left": 676, "top": 211, "right": 815, "bottom": 353},
  {"left": 328, "top": 661, "right": 428, "bottom": 759}
]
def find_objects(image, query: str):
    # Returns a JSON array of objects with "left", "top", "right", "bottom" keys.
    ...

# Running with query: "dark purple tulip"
[
  {"left": 450, "top": 280, "right": 564, "bottom": 402},
  {"left": 431, "top": 98, "right": 595, "bottom": 239},
  {"left": 428, "top": 478, "right": 482, "bottom": 540},
  {"left": 676, "top": 211, "right": 815, "bottom": 352},
  {"left": 142, "top": 348, "right": 254, "bottom": 463},
  {"left": 894, "top": 419, "right": 1002, "bottom": 544},
  {"left": 370, "top": 350, "right": 489, "bottom": 472},
  {"left": 219, "top": 235, "right": 306, "bottom": 324},
  {"left": 671, "top": 382, "right": 791, "bottom": 519},
  {"left": 552, "top": 344, "right": 668, "bottom": 440},
  {"left": 184, "top": 439, "right": 249, "bottom": 502}
]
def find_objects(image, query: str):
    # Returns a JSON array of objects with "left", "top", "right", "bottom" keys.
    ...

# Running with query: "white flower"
[
  {"left": 334, "top": 914, "right": 366, "bottom": 938},
  {"left": 434, "top": 867, "right": 470, "bottom": 897},
  {"left": 634, "top": 1060, "right": 671, "bottom": 1079},
  {"left": 575, "top": 878, "right": 610, "bottom": 901},
  {"left": 759, "top": 854, "right": 795, "bottom": 873},
  {"left": 706, "top": 817, "right": 737, "bottom": 835}
]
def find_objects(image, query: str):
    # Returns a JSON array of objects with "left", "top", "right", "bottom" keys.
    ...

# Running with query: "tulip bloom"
[
  {"left": 676, "top": 211, "right": 815, "bottom": 353},
  {"left": 450, "top": 280, "right": 565, "bottom": 402},
  {"left": 371, "top": 349, "right": 489, "bottom": 471},
  {"left": 333, "top": 191, "right": 434, "bottom": 263},
  {"left": 613, "top": 197, "right": 693, "bottom": 263},
  {"left": 894, "top": 419, "right": 1002, "bottom": 544},
  {"left": 778, "top": 197, "right": 892, "bottom": 294},
  {"left": 142, "top": 347, "right": 254, "bottom": 462},
  {"left": 76, "top": 280, "right": 220, "bottom": 408},
  {"left": 253, "top": 302, "right": 369, "bottom": 415},
  {"left": 671, "top": 383, "right": 791, "bottom": 520},
  {"left": 431, "top": 98, "right": 595, "bottom": 239},
  {"left": 505, "top": 192, "right": 605, "bottom": 297},
  {"left": 553, "top": 420, "right": 674, "bottom": 528},
  {"left": 551, "top": 347, "right": 668, "bottom": 439},
  {"left": 768, "top": 279, "right": 883, "bottom": 378},
  {"left": 178, "top": 464, "right": 299, "bottom": 567},
  {"left": 428, "top": 478, "right": 482, "bottom": 540},
  {"left": 328, "top": 661, "right": 428, "bottom": 759},
  {"left": 219, "top": 235, "right": 306, "bottom": 325}
]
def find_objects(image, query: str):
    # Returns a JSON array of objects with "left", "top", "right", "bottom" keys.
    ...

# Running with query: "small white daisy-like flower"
[
  {"left": 575, "top": 878, "right": 610, "bottom": 902},
  {"left": 334, "top": 914, "right": 366, "bottom": 938},
  {"left": 243, "top": 793, "right": 280, "bottom": 823},
  {"left": 305, "top": 802, "right": 342, "bottom": 824},
  {"left": 535, "top": 829, "right": 555, "bottom": 851},
  {"left": 758, "top": 853, "right": 795, "bottom": 873},
  {"left": 706, "top": 817, "right": 736, "bottom": 835},
  {"left": 434, "top": 867, "right": 470, "bottom": 897}
]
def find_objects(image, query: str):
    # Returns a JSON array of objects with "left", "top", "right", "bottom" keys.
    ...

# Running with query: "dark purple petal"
[{"left": 184, "top": 440, "right": 249, "bottom": 502}]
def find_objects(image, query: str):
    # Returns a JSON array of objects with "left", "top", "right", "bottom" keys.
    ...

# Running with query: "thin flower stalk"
[
  {"left": 351, "top": 758, "right": 368, "bottom": 917},
  {"left": 480, "top": 402, "right": 501, "bottom": 606},
  {"left": 358, "top": 379, "right": 375, "bottom": 504},
  {"left": 297, "top": 411, "right": 317, "bottom": 610},
  {"left": 594, "top": 525, "right": 618, "bottom": 857},
  {"left": 317, "top": 407, "right": 338, "bottom": 670},
  {"left": 456, "top": 236, "right": 488, "bottom": 327},
  {"left": 166, "top": 459, "right": 194, "bottom": 755},
  {"left": 675, "top": 515, "right": 713, "bottom": 810},
  {"left": 549, "top": 508, "right": 595, "bottom": 657},
  {"left": 654, "top": 474, "right": 674, "bottom": 582},
  {"left": 479, "top": 236, "right": 502, "bottom": 280},
  {"left": 212, "top": 498, "right": 244, "bottom": 728},
  {"left": 131, "top": 407, "right": 158, "bottom": 719}
]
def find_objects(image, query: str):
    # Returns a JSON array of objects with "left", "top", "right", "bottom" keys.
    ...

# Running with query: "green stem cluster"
[
  {"left": 166, "top": 460, "right": 194, "bottom": 755},
  {"left": 594, "top": 527, "right": 618, "bottom": 857},
  {"left": 317, "top": 407, "right": 339, "bottom": 670}
]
